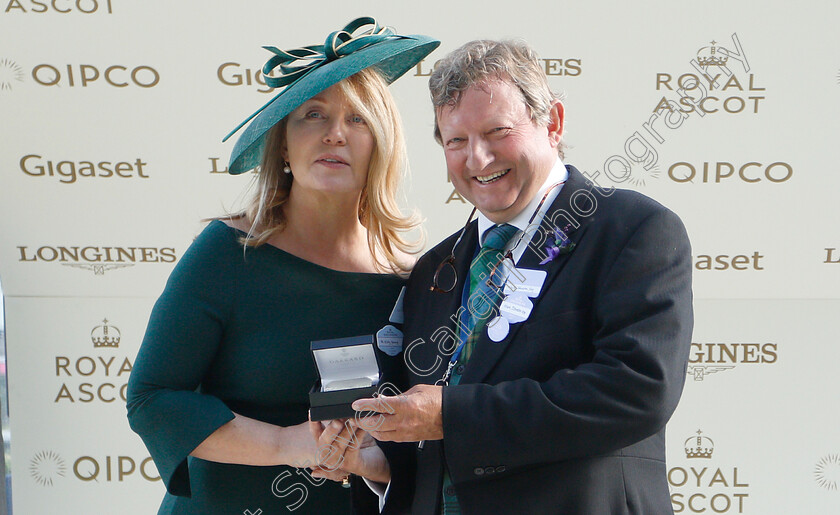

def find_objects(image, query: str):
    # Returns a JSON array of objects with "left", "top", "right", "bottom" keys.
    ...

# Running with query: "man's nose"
[{"left": 466, "top": 139, "right": 492, "bottom": 171}]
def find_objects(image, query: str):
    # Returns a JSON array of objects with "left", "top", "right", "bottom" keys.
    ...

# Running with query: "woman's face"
[{"left": 282, "top": 83, "right": 374, "bottom": 198}]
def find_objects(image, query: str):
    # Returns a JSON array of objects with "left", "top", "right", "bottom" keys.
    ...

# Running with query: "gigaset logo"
[
  {"left": 20, "top": 154, "right": 150, "bottom": 183},
  {"left": 216, "top": 62, "right": 280, "bottom": 93}
]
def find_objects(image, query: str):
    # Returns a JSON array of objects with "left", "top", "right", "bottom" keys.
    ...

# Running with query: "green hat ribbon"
[{"left": 223, "top": 17, "right": 404, "bottom": 142}]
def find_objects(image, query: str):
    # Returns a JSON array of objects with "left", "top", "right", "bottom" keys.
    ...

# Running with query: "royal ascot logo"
[
  {"left": 17, "top": 244, "right": 177, "bottom": 275},
  {"left": 91, "top": 318, "right": 120, "bottom": 348},
  {"left": 0, "top": 58, "right": 25, "bottom": 91},
  {"left": 684, "top": 430, "right": 714, "bottom": 459},
  {"left": 654, "top": 38, "right": 764, "bottom": 117},
  {"left": 29, "top": 450, "right": 67, "bottom": 487},
  {"left": 53, "top": 317, "right": 133, "bottom": 403},
  {"left": 414, "top": 56, "right": 583, "bottom": 78},
  {"left": 590, "top": 33, "right": 764, "bottom": 189},
  {"left": 666, "top": 161, "right": 793, "bottom": 184},
  {"left": 19, "top": 154, "right": 150, "bottom": 183},
  {"left": 686, "top": 342, "right": 777, "bottom": 381},
  {"left": 4, "top": 0, "right": 114, "bottom": 14},
  {"left": 669, "top": 430, "right": 751, "bottom": 513},
  {"left": 814, "top": 454, "right": 840, "bottom": 491},
  {"left": 29, "top": 450, "right": 159, "bottom": 484}
]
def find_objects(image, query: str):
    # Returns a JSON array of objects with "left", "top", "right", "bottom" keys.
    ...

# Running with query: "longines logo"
[
  {"left": 30, "top": 450, "right": 66, "bottom": 487},
  {"left": 686, "top": 342, "right": 777, "bottom": 381},
  {"left": 208, "top": 157, "right": 257, "bottom": 175},
  {"left": 29, "top": 451, "right": 159, "bottom": 484},
  {"left": 814, "top": 454, "right": 840, "bottom": 491},
  {"left": 5, "top": 60, "right": 159, "bottom": 89},
  {"left": 693, "top": 252, "right": 765, "bottom": 271},
  {"left": 20, "top": 154, "right": 150, "bottom": 183},
  {"left": 5, "top": 0, "right": 114, "bottom": 14},
  {"left": 17, "top": 244, "right": 177, "bottom": 275},
  {"left": 825, "top": 248, "right": 839, "bottom": 264},
  {"left": 54, "top": 317, "right": 132, "bottom": 403},
  {"left": 669, "top": 430, "right": 750, "bottom": 513},
  {"left": 414, "top": 57, "right": 583, "bottom": 77},
  {"left": 0, "top": 58, "right": 24, "bottom": 91},
  {"left": 667, "top": 161, "right": 793, "bottom": 184}
]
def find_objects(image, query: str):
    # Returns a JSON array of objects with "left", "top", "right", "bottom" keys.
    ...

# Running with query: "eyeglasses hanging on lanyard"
[{"left": 428, "top": 180, "right": 566, "bottom": 295}]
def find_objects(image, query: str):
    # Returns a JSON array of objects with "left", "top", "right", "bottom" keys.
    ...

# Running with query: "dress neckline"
[{"left": 211, "top": 220, "right": 403, "bottom": 279}]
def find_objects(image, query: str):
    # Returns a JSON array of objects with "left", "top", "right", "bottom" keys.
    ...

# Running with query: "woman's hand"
[
  {"left": 190, "top": 414, "right": 321, "bottom": 468},
  {"left": 281, "top": 420, "right": 323, "bottom": 468},
  {"left": 308, "top": 419, "right": 390, "bottom": 484}
]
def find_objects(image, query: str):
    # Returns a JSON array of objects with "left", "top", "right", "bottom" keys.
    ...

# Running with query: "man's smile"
[{"left": 475, "top": 169, "right": 510, "bottom": 184}]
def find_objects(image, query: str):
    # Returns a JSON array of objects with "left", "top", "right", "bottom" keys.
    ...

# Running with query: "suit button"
[
  {"left": 495, "top": 466, "right": 506, "bottom": 473},
  {"left": 456, "top": 364, "right": 465, "bottom": 374},
  {"left": 484, "top": 466, "right": 495, "bottom": 475},
  {"left": 474, "top": 467, "right": 485, "bottom": 476},
  {"left": 444, "top": 485, "right": 456, "bottom": 496}
]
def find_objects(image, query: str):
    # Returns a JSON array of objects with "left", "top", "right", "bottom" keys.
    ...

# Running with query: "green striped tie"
[{"left": 442, "top": 223, "right": 517, "bottom": 515}]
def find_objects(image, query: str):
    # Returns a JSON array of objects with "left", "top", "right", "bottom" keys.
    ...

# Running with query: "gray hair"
[{"left": 429, "top": 39, "right": 565, "bottom": 157}]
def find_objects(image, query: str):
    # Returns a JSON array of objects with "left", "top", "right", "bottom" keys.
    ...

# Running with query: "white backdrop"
[{"left": 1, "top": 1, "right": 838, "bottom": 513}]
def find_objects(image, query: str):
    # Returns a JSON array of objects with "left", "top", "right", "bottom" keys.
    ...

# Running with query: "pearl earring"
[{"left": 283, "top": 165, "right": 291, "bottom": 174}]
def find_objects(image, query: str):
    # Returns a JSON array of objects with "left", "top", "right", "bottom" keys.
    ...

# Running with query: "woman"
[{"left": 126, "top": 18, "right": 438, "bottom": 514}]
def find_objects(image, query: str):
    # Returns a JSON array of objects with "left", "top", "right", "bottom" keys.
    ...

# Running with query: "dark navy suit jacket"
[{"left": 380, "top": 165, "right": 693, "bottom": 515}]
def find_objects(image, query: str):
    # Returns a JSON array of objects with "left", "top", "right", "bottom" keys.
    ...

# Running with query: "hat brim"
[{"left": 227, "top": 34, "right": 440, "bottom": 175}]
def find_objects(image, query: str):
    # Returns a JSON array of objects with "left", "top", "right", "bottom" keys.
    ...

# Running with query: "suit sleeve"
[
  {"left": 125, "top": 223, "right": 237, "bottom": 497},
  {"left": 441, "top": 206, "right": 693, "bottom": 484}
]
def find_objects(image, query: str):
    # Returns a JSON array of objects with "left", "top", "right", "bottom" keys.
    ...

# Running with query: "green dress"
[{"left": 127, "top": 220, "right": 405, "bottom": 514}]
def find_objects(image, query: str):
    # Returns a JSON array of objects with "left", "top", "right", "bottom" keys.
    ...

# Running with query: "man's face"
[{"left": 436, "top": 78, "right": 563, "bottom": 224}]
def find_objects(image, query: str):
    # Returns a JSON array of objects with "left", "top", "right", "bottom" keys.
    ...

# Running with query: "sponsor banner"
[
  {"left": 0, "top": 2, "right": 839, "bottom": 511},
  {"left": 668, "top": 299, "right": 840, "bottom": 513},
  {"left": 0, "top": 235, "right": 182, "bottom": 297},
  {"left": 4, "top": 296, "right": 163, "bottom": 513}
]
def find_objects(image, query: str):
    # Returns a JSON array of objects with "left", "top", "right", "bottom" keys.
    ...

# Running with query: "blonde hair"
[{"left": 236, "top": 67, "right": 421, "bottom": 273}]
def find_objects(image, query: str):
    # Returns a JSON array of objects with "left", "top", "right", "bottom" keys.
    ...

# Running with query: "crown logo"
[
  {"left": 696, "top": 40, "right": 730, "bottom": 67},
  {"left": 685, "top": 429, "right": 714, "bottom": 459},
  {"left": 91, "top": 318, "right": 120, "bottom": 348}
]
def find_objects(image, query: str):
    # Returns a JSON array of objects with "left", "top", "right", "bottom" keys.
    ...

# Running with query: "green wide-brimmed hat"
[{"left": 223, "top": 16, "right": 440, "bottom": 175}]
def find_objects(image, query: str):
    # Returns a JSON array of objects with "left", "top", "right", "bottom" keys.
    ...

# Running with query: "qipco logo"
[{"left": 31, "top": 64, "right": 160, "bottom": 88}]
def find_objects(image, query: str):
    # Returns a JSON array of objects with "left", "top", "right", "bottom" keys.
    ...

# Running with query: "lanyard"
[{"left": 434, "top": 180, "right": 566, "bottom": 387}]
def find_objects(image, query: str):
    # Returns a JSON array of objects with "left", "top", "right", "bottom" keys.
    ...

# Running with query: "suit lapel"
[{"left": 461, "top": 166, "right": 593, "bottom": 384}]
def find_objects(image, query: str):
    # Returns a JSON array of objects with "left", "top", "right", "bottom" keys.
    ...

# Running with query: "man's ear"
[{"left": 546, "top": 100, "right": 564, "bottom": 148}]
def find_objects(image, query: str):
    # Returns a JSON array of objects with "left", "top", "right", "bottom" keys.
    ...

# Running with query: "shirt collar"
[{"left": 477, "top": 157, "right": 568, "bottom": 246}]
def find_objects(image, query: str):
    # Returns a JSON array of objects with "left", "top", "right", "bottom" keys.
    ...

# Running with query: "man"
[{"left": 352, "top": 39, "right": 693, "bottom": 514}]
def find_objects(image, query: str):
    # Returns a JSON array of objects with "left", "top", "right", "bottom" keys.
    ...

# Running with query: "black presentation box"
[{"left": 309, "top": 334, "right": 382, "bottom": 421}]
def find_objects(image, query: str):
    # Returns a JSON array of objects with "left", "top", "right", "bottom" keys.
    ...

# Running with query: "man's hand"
[
  {"left": 308, "top": 419, "right": 390, "bottom": 484},
  {"left": 351, "top": 384, "right": 444, "bottom": 442}
]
